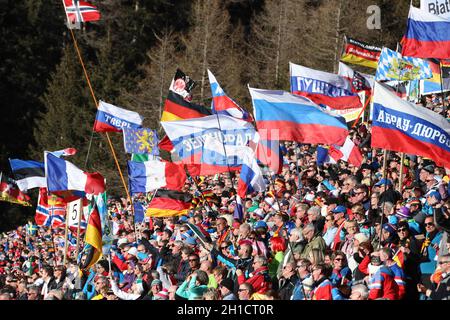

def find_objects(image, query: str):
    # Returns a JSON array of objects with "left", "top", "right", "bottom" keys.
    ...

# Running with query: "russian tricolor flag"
[
  {"left": 93, "top": 100, "right": 143, "bottom": 132},
  {"left": 402, "top": 6, "right": 450, "bottom": 59},
  {"left": 372, "top": 82, "right": 450, "bottom": 168},
  {"left": 249, "top": 87, "right": 349, "bottom": 146},
  {"left": 208, "top": 70, "right": 253, "bottom": 122},
  {"left": 290, "top": 62, "right": 362, "bottom": 110},
  {"left": 237, "top": 154, "right": 267, "bottom": 198},
  {"left": 45, "top": 153, "right": 105, "bottom": 197}
]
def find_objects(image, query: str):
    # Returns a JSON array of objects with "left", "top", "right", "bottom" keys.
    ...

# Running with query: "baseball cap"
[
  {"left": 185, "top": 237, "right": 197, "bottom": 246},
  {"left": 332, "top": 205, "right": 347, "bottom": 214},
  {"left": 426, "top": 190, "right": 442, "bottom": 201},
  {"left": 374, "top": 178, "right": 393, "bottom": 187},
  {"left": 254, "top": 221, "right": 268, "bottom": 230}
]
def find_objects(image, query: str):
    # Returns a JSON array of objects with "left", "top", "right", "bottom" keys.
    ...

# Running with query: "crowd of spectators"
[{"left": 0, "top": 94, "right": 450, "bottom": 301}]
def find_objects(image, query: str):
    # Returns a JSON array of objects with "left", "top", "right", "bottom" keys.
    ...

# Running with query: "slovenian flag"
[
  {"left": 290, "top": 62, "right": 362, "bottom": 110},
  {"left": 93, "top": 100, "right": 143, "bottom": 132},
  {"left": 45, "top": 152, "right": 105, "bottom": 197},
  {"left": 372, "top": 82, "right": 450, "bottom": 168},
  {"left": 127, "top": 160, "right": 187, "bottom": 194},
  {"left": 402, "top": 6, "right": 450, "bottom": 59},
  {"left": 249, "top": 87, "right": 349, "bottom": 146},
  {"left": 208, "top": 69, "right": 253, "bottom": 122}
]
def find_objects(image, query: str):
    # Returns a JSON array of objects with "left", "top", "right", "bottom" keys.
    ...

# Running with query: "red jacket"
[
  {"left": 237, "top": 266, "right": 271, "bottom": 294},
  {"left": 312, "top": 278, "right": 334, "bottom": 300},
  {"left": 368, "top": 266, "right": 399, "bottom": 300}
]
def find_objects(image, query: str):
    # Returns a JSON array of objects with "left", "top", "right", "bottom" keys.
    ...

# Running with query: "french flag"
[
  {"left": 93, "top": 100, "right": 143, "bottom": 132},
  {"left": 402, "top": 6, "right": 450, "bottom": 59},
  {"left": 127, "top": 159, "right": 187, "bottom": 195},
  {"left": 249, "top": 87, "right": 349, "bottom": 146},
  {"left": 237, "top": 154, "right": 267, "bottom": 198},
  {"left": 208, "top": 70, "right": 253, "bottom": 122},
  {"left": 45, "top": 153, "right": 105, "bottom": 197},
  {"left": 372, "top": 82, "right": 450, "bottom": 169},
  {"left": 290, "top": 62, "right": 362, "bottom": 110}
]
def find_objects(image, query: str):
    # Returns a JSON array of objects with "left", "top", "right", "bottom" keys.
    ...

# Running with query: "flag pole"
[
  {"left": 439, "top": 60, "right": 447, "bottom": 114},
  {"left": 351, "top": 95, "right": 371, "bottom": 129},
  {"left": 68, "top": 29, "right": 133, "bottom": 209},
  {"left": 212, "top": 114, "right": 236, "bottom": 192},
  {"left": 75, "top": 198, "right": 83, "bottom": 261},
  {"left": 63, "top": 205, "right": 70, "bottom": 266},
  {"left": 183, "top": 165, "right": 214, "bottom": 212},
  {"left": 398, "top": 152, "right": 405, "bottom": 192},
  {"left": 377, "top": 149, "right": 389, "bottom": 250}
]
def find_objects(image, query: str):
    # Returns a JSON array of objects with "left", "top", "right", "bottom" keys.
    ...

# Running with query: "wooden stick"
[
  {"left": 75, "top": 198, "right": 83, "bottom": 261},
  {"left": 63, "top": 205, "right": 70, "bottom": 266}
]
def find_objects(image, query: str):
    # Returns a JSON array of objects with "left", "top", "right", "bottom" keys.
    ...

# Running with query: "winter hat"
[
  {"left": 406, "top": 198, "right": 421, "bottom": 207},
  {"left": 396, "top": 206, "right": 412, "bottom": 219},
  {"left": 151, "top": 279, "right": 162, "bottom": 287},
  {"left": 353, "top": 233, "right": 369, "bottom": 244},
  {"left": 382, "top": 223, "right": 397, "bottom": 236},
  {"left": 220, "top": 278, "right": 234, "bottom": 292},
  {"left": 154, "top": 289, "right": 169, "bottom": 300}
]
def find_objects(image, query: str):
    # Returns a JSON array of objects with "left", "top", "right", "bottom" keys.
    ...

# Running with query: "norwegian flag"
[
  {"left": 63, "top": 0, "right": 101, "bottom": 24},
  {"left": 35, "top": 188, "right": 67, "bottom": 228}
]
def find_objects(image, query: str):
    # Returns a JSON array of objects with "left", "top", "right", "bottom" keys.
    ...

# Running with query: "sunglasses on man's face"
[{"left": 425, "top": 222, "right": 435, "bottom": 227}]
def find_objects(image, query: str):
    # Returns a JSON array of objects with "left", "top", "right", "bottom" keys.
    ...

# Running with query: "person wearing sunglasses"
[
  {"left": 433, "top": 198, "right": 450, "bottom": 235},
  {"left": 417, "top": 253, "right": 450, "bottom": 300},
  {"left": 396, "top": 221, "right": 421, "bottom": 300},
  {"left": 419, "top": 216, "right": 443, "bottom": 299}
]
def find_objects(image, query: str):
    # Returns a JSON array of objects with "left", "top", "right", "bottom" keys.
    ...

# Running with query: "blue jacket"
[{"left": 420, "top": 231, "right": 443, "bottom": 275}]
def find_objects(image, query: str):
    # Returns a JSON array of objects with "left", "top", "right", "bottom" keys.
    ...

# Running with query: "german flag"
[
  {"left": 161, "top": 91, "right": 211, "bottom": 121},
  {"left": 146, "top": 190, "right": 192, "bottom": 217},
  {"left": 82, "top": 201, "right": 102, "bottom": 270},
  {"left": 159, "top": 69, "right": 211, "bottom": 152},
  {"left": 340, "top": 36, "right": 381, "bottom": 69}
]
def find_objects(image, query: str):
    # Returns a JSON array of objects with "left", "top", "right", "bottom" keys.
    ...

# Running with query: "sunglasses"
[
  {"left": 438, "top": 261, "right": 449, "bottom": 265},
  {"left": 397, "top": 228, "right": 408, "bottom": 232},
  {"left": 238, "top": 288, "right": 248, "bottom": 292},
  {"left": 425, "top": 222, "right": 435, "bottom": 227}
]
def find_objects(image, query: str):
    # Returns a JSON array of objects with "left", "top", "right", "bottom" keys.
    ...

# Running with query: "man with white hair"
[
  {"left": 307, "top": 206, "right": 325, "bottom": 234},
  {"left": 350, "top": 284, "right": 369, "bottom": 300},
  {"left": 277, "top": 228, "right": 305, "bottom": 278},
  {"left": 301, "top": 224, "right": 326, "bottom": 259}
]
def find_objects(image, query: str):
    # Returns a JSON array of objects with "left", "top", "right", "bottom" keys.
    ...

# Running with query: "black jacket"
[{"left": 278, "top": 274, "right": 299, "bottom": 300}]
